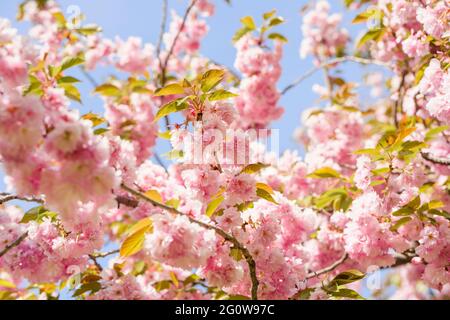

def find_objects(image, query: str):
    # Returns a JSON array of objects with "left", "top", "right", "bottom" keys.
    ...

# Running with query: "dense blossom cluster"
[{"left": 0, "top": 0, "right": 449, "bottom": 301}]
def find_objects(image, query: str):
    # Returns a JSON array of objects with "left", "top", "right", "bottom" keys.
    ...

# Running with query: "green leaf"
[
  {"left": 153, "top": 280, "right": 172, "bottom": 292},
  {"left": 206, "top": 196, "right": 224, "bottom": 218},
  {"left": 269, "top": 17, "right": 284, "bottom": 27},
  {"left": 390, "top": 217, "right": 412, "bottom": 231},
  {"left": 352, "top": 8, "right": 383, "bottom": 24},
  {"left": 94, "top": 128, "right": 109, "bottom": 135},
  {"left": 154, "top": 98, "right": 189, "bottom": 122},
  {"left": 229, "top": 247, "right": 243, "bottom": 261},
  {"left": 268, "top": 32, "right": 288, "bottom": 43},
  {"left": 307, "top": 167, "right": 341, "bottom": 179},
  {"left": 208, "top": 89, "right": 238, "bottom": 101},
  {"left": 371, "top": 167, "right": 390, "bottom": 175},
  {"left": 331, "top": 270, "right": 365, "bottom": 286},
  {"left": 240, "top": 16, "right": 256, "bottom": 30},
  {"left": 158, "top": 131, "right": 172, "bottom": 140},
  {"left": 73, "top": 282, "right": 101, "bottom": 297},
  {"left": 76, "top": 25, "right": 102, "bottom": 36},
  {"left": 82, "top": 112, "right": 105, "bottom": 127},
  {"left": 357, "top": 28, "right": 385, "bottom": 49},
  {"left": 425, "top": 126, "right": 449, "bottom": 142},
  {"left": 58, "top": 76, "right": 80, "bottom": 84},
  {"left": 263, "top": 10, "right": 276, "bottom": 20},
  {"left": 0, "top": 279, "right": 15, "bottom": 289},
  {"left": 330, "top": 288, "right": 365, "bottom": 300},
  {"left": 392, "top": 207, "right": 415, "bottom": 217},
  {"left": 52, "top": 12, "right": 66, "bottom": 27},
  {"left": 61, "top": 56, "right": 85, "bottom": 71},
  {"left": 23, "top": 76, "right": 43, "bottom": 97},
  {"left": 256, "top": 187, "right": 278, "bottom": 204},
  {"left": 233, "top": 27, "right": 253, "bottom": 43},
  {"left": 201, "top": 69, "right": 225, "bottom": 93},
  {"left": 60, "top": 83, "right": 82, "bottom": 103},
  {"left": 120, "top": 218, "right": 153, "bottom": 257},
  {"left": 163, "top": 149, "right": 184, "bottom": 160},
  {"left": 240, "top": 162, "right": 269, "bottom": 174},
  {"left": 154, "top": 83, "right": 185, "bottom": 96},
  {"left": 227, "top": 295, "right": 251, "bottom": 300},
  {"left": 94, "top": 84, "right": 122, "bottom": 97}
]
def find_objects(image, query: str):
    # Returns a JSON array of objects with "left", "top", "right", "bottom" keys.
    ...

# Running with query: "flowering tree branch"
[
  {"left": 0, "top": 193, "right": 44, "bottom": 205},
  {"left": 281, "top": 56, "right": 390, "bottom": 95},
  {"left": 155, "top": 0, "right": 169, "bottom": 66},
  {"left": 120, "top": 183, "right": 260, "bottom": 300},
  {"left": 305, "top": 253, "right": 349, "bottom": 281},
  {"left": 160, "top": 0, "right": 198, "bottom": 86},
  {"left": 0, "top": 232, "right": 28, "bottom": 258},
  {"left": 421, "top": 152, "right": 450, "bottom": 166}
]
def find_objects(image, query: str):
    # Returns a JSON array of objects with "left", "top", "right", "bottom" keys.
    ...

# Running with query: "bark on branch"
[
  {"left": 421, "top": 152, "right": 450, "bottom": 166},
  {"left": 281, "top": 56, "right": 390, "bottom": 95},
  {"left": 120, "top": 183, "right": 260, "bottom": 300},
  {"left": 0, "top": 232, "right": 28, "bottom": 258}
]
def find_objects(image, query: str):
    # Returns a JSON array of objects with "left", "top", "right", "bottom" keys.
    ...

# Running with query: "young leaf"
[
  {"left": 82, "top": 112, "right": 105, "bottom": 127},
  {"left": 206, "top": 195, "right": 224, "bottom": 218},
  {"left": 201, "top": 69, "right": 225, "bottom": 93},
  {"left": 208, "top": 89, "right": 238, "bottom": 101},
  {"left": 307, "top": 167, "right": 341, "bottom": 179},
  {"left": 331, "top": 270, "right": 365, "bottom": 286},
  {"left": 269, "top": 17, "right": 284, "bottom": 27},
  {"left": 268, "top": 32, "right": 288, "bottom": 43},
  {"left": 94, "top": 84, "right": 121, "bottom": 97},
  {"left": 240, "top": 16, "right": 256, "bottom": 30},
  {"left": 240, "top": 163, "right": 269, "bottom": 174},
  {"left": 58, "top": 76, "right": 80, "bottom": 84},
  {"left": 154, "top": 98, "right": 189, "bottom": 122},
  {"left": 256, "top": 185, "right": 278, "bottom": 204},
  {"left": 357, "top": 28, "right": 385, "bottom": 49},
  {"left": 154, "top": 83, "right": 185, "bottom": 96},
  {"left": 61, "top": 56, "right": 85, "bottom": 71},
  {"left": 60, "top": 83, "right": 82, "bottom": 103},
  {"left": 120, "top": 218, "right": 153, "bottom": 257},
  {"left": 144, "top": 190, "right": 163, "bottom": 204}
]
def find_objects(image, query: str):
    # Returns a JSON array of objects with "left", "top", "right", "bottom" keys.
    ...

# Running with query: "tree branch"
[
  {"left": 153, "top": 152, "right": 168, "bottom": 172},
  {"left": 421, "top": 152, "right": 450, "bottom": 166},
  {"left": 156, "top": 0, "right": 169, "bottom": 72},
  {"left": 120, "top": 183, "right": 259, "bottom": 300},
  {"left": 0, "top": 232, "right": 28, "bottom": 258},
  {"left": 0, "top": 194, "right": 44, "bottom": 205},
  {"left": 306, "top": 253, "right": 349, "bottom": 281},
  {"left": 281, "top": 56, "right": 389, "bottom": 95},
  {"left": 79, "top": 66, "right": 99, "bottom": 88},
  {"left": 160, "top": 0, "right": 198, "bottom": 86}
]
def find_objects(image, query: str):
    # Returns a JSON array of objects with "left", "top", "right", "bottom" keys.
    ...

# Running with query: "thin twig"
[
  {"left": 79, "top": 67, "right": 99, "bottom": 88},
  {"left": 0, "top": 232, "right": 28, "bottom": 258},
  {"left": 0, "top": 194, "right": 44, "bottom": 205},
  {"left": 89, "top": 255, "right": 103, "bottom": 271},
  {"left": 153, "top": 152, "right": 168, "bottom": 172},
  {"left": 156, "top": 0, "right": 169, "bottom": 72},
  {"left": 306, "top": 253, "right": 348, "bottom": 281},
  {"left": 281, "top": 56, "right": 390, "bottom": 95},
  {"left": 160, "top": 0, "right": 198, "bottom": 86},
  {"left": 421, "top": 152, "right": 450, "bottom": 166},
  {"left": 120, "top": 183, "right": 259, "bottom": 300},
  {"left": 91, "top": 249, "right": 120, "bottom": 259},
  {"left": 394, "top": 72, "right": 406, "bottom": 128}
]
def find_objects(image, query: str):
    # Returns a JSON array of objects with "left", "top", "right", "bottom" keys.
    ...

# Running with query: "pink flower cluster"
[
  {"left": 299, "top": 1, "right": 349, "bottom": 60},
  {"left": 0, "top": 205, "right": 103, "bottom": 283},
  {"left": 419, "top": 59, "right": 450, "bottom": 125},
  {"left": 234, "top": 35, "right": 284, "bottom": 129}
]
